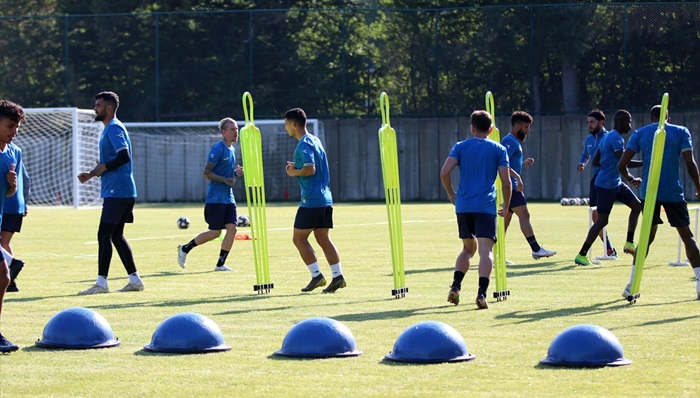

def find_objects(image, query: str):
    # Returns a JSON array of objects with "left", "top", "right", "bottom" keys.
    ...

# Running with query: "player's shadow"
[
  {"left": 493, "top": 299, "right": 624, "bottom": 325},
  {"left": 333, "top": 305, "right": 456, "bottom": 323},
  {"left": 84, "top": 292, "right": 301, "bottom": 311},
  {"left": 5, "top": 294, "right": 85, "bottom": 303}
]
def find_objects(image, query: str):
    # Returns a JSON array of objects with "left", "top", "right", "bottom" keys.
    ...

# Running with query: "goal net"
[{"left": 18, "top": 108, "right": 103, "bottom": 207}]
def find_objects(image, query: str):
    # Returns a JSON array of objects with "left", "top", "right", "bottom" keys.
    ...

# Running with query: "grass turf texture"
[{"left": 0, "top": 202, "right": 698, "bottom": 397}]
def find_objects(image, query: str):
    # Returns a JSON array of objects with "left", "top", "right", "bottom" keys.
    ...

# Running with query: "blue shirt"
[
  {"left": 448, "top": 137, "right": 509, "bottom": 214},
  {"left": 0, "top": 144, "right": 20, "bottom": 221},
  {"left": 206, "top": 140, "right": 236, "bottom": 204},
  {"left": 627, "top": 122, "right": 693, "bottom": 202},
  {"left": 99, "top": 119, "right": 136, "bottom": 198},
  {"left": 294, "top": 134, "right": 332, "bottom": 208},
  {"left": 2, "top": 143, "right": 27, "bottom": 215},
  {"left": 595, "top": 129, "right": 625, "bottom": 189},
  {"left": 501, "top": 133, "right": 522, "bottom": 190},
  {"left": 580, "top": 128, "right": 608, "bottom": 175}
]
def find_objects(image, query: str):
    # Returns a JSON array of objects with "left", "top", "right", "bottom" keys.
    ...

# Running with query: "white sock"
[
  {"left": 693, "top": 267, "right": 700, "bottom": 292},
  {"left": 627, "top": 265, "right": 635, "bottom": 287},
  {"left": 96, "top": 276, "right": 108, "bottom": 288},
  {"left": 307, "top": 262, "right": 322, "bottom": 277},
  {"left": 128, "top": 272, "right": 142, "bottom": 285},
  {"left": 330, "top": 263, "right": 342, "bottom": 278}
]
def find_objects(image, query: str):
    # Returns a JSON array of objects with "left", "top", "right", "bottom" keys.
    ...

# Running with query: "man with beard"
[
  {"left": 501, "top": 111, "right": 556, "bottom": 260},
  {"left": 574, "top": 110, "right": 641, "bottom": 266},
  {"left": 578, "top": 109, "right": 617, "bottom": 257},
  {"left": 77, "top": 91, "right": 144, "bottom": 295}
]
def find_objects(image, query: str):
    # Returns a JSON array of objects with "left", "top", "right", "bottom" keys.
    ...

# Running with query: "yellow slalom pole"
[
  {"left": 378, "top": 92, "right": 407, "bottom": 298},
  {"left": 628, "top": 92, "right": 669, "bottom": 303},
  {"left": 485, "top": 91, "right": 509, "bottom": 301},
  {"left": 240, "top": 92, "right": 273, "bottom": 294}
]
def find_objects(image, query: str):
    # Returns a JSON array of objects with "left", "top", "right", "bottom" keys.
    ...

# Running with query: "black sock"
[
  {"left": 478, "top": 277, "right": 490, "bottom": 297},
  {"left": 451, "top": 271, "right": 465, "bottom": 290},
  {"left": 182, "top": 239, "right": 197, "bottom": 253},
  {"left": 579, "top": 242, "right": 592, "bottom": 257},
  {"left": 526, "top": 236, "right": 541, "bottom": 252},
  {"left": 626, "top": 232, "right": 634, "bottom": 243},
  {"left": 600, "top": 235, "right": 612, "bottom": 249},
  {"left": 216, "top": 250, "right": 229, "bottom": 267}
]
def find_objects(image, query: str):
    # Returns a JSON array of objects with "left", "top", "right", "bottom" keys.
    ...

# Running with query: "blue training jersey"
[
  {"left": 205, "top": 140, "right": 236, "bottom": 204},
  {"left": 0, "top": 144, "right": 20, "bottom": 221},
  {"left": 580, "top": 128, "right": 607, "bottom": 175},
  {"left": 99, "top": 119, "right": 136, "bottom": 198},
  {"left": 501, "top": 133, "right": 522, "bottom": 190},
  {"left": 294, "top": 134, "right": 332, "bottom": 208},
  {"left": 449, "top": 137, "right": 509, "bottom": 214},
  {"left": 627, "top": 122, "right": 693, "bottom": 202},
  {"left": 2, "top": 143, "right": 26, "bottom": 215},
  {"left": 594, "top": 129, "right": 625, "bottom": 189}
]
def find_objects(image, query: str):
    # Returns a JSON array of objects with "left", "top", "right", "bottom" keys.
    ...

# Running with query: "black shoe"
[
  {"left": 322, "top": 276, "right": 347, "bottom": 293},
  {"left": 9, "top": 259, "right": 24, "bottom": 280},
  {"left": 301, "top": 274, "right": 326, "bottom": 292},
  {"left": 0, "top": 332, "right": 19, "bottom": 353},
  {"left": 5, "top": 281, "right": 18, "bottom": 292}
]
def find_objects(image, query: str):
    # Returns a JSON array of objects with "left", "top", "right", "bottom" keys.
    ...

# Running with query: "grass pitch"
[{"left": 0, "top": 202, "right": 698, "bottom": 397}]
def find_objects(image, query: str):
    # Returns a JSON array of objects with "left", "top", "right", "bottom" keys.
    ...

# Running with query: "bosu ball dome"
[
  {"left": 274, "top": 317, "right": 362, "bottom": 358},
  {"left": 35, "top": 307, "right": 120, "bottom": 349},
  {"left": 385, "top": 321, "right": 475, "bottom": 363},
  {"left": 539, "top": 324, "right": 632, "bottom": 367},
  {"left": 144, "top": 312, "right": 231, "bottom": 354}
]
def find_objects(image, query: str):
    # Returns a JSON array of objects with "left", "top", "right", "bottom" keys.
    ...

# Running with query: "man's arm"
[
  {"left": 617, "top": 148, "right": 641, "bottom": 187},
  {"left": 286, "top": 162, "right": 315, "bottom": 177},
  {"left": 682, "top": 150, "right": 700, "bottom": 198},
  {"left": 498, "top": 166, "right": 512, "bottom": 216},
  {"left": 578, "top": 141, "right": 589, "bottom": 172},
  {"left": 440, "top": 157, "right": 457, "bottom": 205},
  {"left": 203, "top": 161, "right": 236, "bottom": 186},
  {"left": 508, "top": 168, "right": 524, "bottom": 192}
]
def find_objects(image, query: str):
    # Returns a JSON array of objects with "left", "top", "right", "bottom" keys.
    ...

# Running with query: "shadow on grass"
[
  {"left": 83, "top": 292, "right": 301, "bottom": 311},
  {"left": 333, "top": 305, "right": 455, "bottom": 322},
  {"left": 66, "top": 270, "right": 212, "bottom": 285},
  {"left": 5, "top": 294, "right": 80, "bottom": 303},
  {"left": 493, "top": 299, "right": 623, "bottom": 325},
  {"left": 133, "top": 349, "right": 229, "bottom": 356}
]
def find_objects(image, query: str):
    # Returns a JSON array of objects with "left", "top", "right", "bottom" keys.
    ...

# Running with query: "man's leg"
[
  {"left": 295, "top": 228, "right": 326, "bottom": 292},
  {"left": 475, "top": 237, "right": 494, "bottom": 309},
  {"left": 448, "top": 238, "right": 475, "bottom": 305},
  {"left": 314, "top": 228, "right": 345, "bottom": 293}
]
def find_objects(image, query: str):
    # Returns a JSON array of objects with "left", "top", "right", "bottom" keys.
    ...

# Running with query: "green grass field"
[{"left": 0, "top": 202, "right": 698, "bottom": 397}]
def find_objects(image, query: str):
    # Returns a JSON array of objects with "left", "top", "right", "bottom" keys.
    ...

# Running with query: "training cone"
[
  {"left": 35, "top": 307, "right": 120, "bottom": 349},
  {"left": 385, "top": 321, "right": 475, "bottom": 363},
  {"left": 274, "top": 317, "right": 362, "bottom": 358},
  {"left": 144, "top": 312, "right": 231, "bottom": 354},
  {"left": 539, "top": 324, "right": 632, "bottom": 367}
]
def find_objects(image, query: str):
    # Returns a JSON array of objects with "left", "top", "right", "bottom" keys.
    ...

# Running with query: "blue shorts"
[
  {"left": 204, "top": 203, "right": 238, "bottom": 230},
  {"left": 1, "top": 213, "right": 23, "bottom": 233},
  {"left": 508, "top": 190, "right": 527, "bottom": 211},
  {"left": 641, "top": 200, "right": 690, "bottom": 228},
  {"left": 595, "top": 184, "right": 640, "bottom": 215},
  {"left": 294, "top": 206, "right": 333, "bottom": 230},
  {"left": 101, "top": 198, "right": 135, "bottom": 225},
  {"left": 456, "top": 212, "right": 497, "bottom": 241},
  {"left": 589, "top": 174, "right": 599, "bottom": 207}
]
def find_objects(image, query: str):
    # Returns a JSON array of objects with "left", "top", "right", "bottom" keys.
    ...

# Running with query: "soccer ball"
[
  {"left": 568, "top": 198, "right": 578, "bottom": 206},
  {"left": 177, "top": 216, "right": 190, "bottom": 229},
  {"left": 237, "top": 214, "right": 250, "bottom": 227},
  {"left": 560, "top": 198, "right": 569, "bottom": 206}
]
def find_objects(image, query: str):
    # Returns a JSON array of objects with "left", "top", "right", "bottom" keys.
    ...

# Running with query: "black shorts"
[
  {"left": 595, "top": 184, "right": 640, "bottom": 215},
  {"left": 294, "top": 206, "right": 333, "bottom": 230},
  {"left": 101, "top": 198, "right": 135, "bottom": 225},
  {"left": 1, "top": 213, "right": 23, "bottom": 233},
  {"left": 641, "top": 200, "right": 690, "bottom": 228},
  {"left": 204, "top": 203, "right": 238, "bottom": 230},
  {"left": 456, "top": 212, "right": 497, "bottom": 241},
  {"left": 589, "top": 174, "right": 599, "bottom": 207},
  {"left": 508, "top": 190, "right": 527, "bottom": 211}
]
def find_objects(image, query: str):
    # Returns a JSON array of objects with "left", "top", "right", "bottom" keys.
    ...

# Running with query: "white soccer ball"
[
  {"left": 573, "top": 198, "right": 581, "bottom": 205},
  {"left": 177, "top": 216, "right": 190, "bottom": 229},
  {"left": 560, "top": 198, "right": 569, "bottom": 206},
  {"left": 237, "top": 214, "right": 250, "bottom": 227},
  {"left": 568, "top": 198, "right": 578, "bottom": 206}
]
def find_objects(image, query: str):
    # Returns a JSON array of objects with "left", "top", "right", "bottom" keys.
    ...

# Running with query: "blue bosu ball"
[
  {"left": 274, "top": 317, "right": 362, "bottom": 358},
  {"left": 144, "top": 312, "right": 231, "bottom": 354},
  {"left": 539, "top": 324, "right": 632, "bottom": 367},
  {"left": 385, "top": 321, "right": 475, "bottom": 363},
  {"left": 35, "top": 307, "right": 120, "bottom": 349}
]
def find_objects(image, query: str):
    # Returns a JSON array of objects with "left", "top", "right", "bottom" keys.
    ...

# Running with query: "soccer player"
[
  {"left": 618, "top": 105, "right": 700, "bottom": 300},
  {"left": 1, "top": 139, "right": 29, "bottom": 292},
  {"left": 501, "top": 111, "right": 556, "bottom": 260},
  {"left": 441, "top": 110, "right": 511, "bottom": 310},
  {"left": 574, "top": 110, "right": 641, "bottom": 266},
  {"left": 177, "top": 117, "right": 243, "bottom": 271},
  {"left": 284, "top": 108, "right": 345, "bottom": 293},
  {"left": 578, "top": 109, "right": 617, "bottom": 256},
  {"left": 77, "top": 91, "right": 144, "bottom": 295},
  {"left": 0, "top": 99, "right": 21, "bottom": 352}
]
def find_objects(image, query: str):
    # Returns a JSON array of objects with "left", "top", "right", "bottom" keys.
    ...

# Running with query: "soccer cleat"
[
  {"left": 117, "top": 281, "right": 145, "bottom": 292},
  {"left": 622, "top": 285, "right": 632, "bottom": 300},
  {"left": 0, "top": 333, "right": 19, "bottom": 353},
  {"left": 574, "top": 254, "right": 591, "bottom": 266},
  {"left": 532, "top": 247, "right": 557, "bottom": 259},
  {"left": 301, "top": 274, "right": 326, "bottom": 292},
  {"left": 623, "top": 242, "right": 636, "bottom": 256},
  {"left": 177, "top": 245, "right": 187, "bottom": 268},
  {"left": 5, "top": 281, "right": 18, "bottom": 292},
  {"left": 447, "top": 287, "right": 460, "bottom": 305},
  {"left": 78, "top": 284, "right": 109, "bottom": 295},
  {"left": 215, "top": 265, "right": 233, "bottom": 272},
  {"left": 607, "top": 247, "right": 618, "bottom": 258},
  {"left": 475, "top": 294, "right": 489, "bottom": 310},
  {"left": 322, "top": 276, "right": 347, "bottom": 293}
]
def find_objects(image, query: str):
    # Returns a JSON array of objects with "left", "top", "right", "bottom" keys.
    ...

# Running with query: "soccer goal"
[{"left": 18, "top": 108, "right": 103, "bottom": 208}]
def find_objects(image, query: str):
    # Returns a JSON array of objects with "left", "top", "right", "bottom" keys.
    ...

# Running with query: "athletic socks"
[
  {"left": 128, "top": 272, "right": 142, "bottom": 285},
  {"left": 307, "top": 262, "right": 322, "bottom": 277},
  {"left": 216, "top": 250, "right": 229, "bottom": 268},
  {"left": 579, "top": 242, "right": 592, "bottom": 257},
  {"left": 478, "top": 276, "right": 490, "bottom": 297},
  {"left": 182, "top": 239, "right": 197, "bottom": 253},
  {"left": 451, "top": 271, "right": 465, "bottom": 290},
  {"left": 626, "top": 231, "right": 635, "bottom": 244},
  {"left": 330, "top": 263, "right": 343, "bottom": 278},
  {"left": 693, "top": 267, "right": 700, "bottom": 292},
  {"left": 526, "top": 236, "right": 541, "bottom": 252},
  {"left": 96, "top": 275, "right": 108, "bottom": 289}
]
